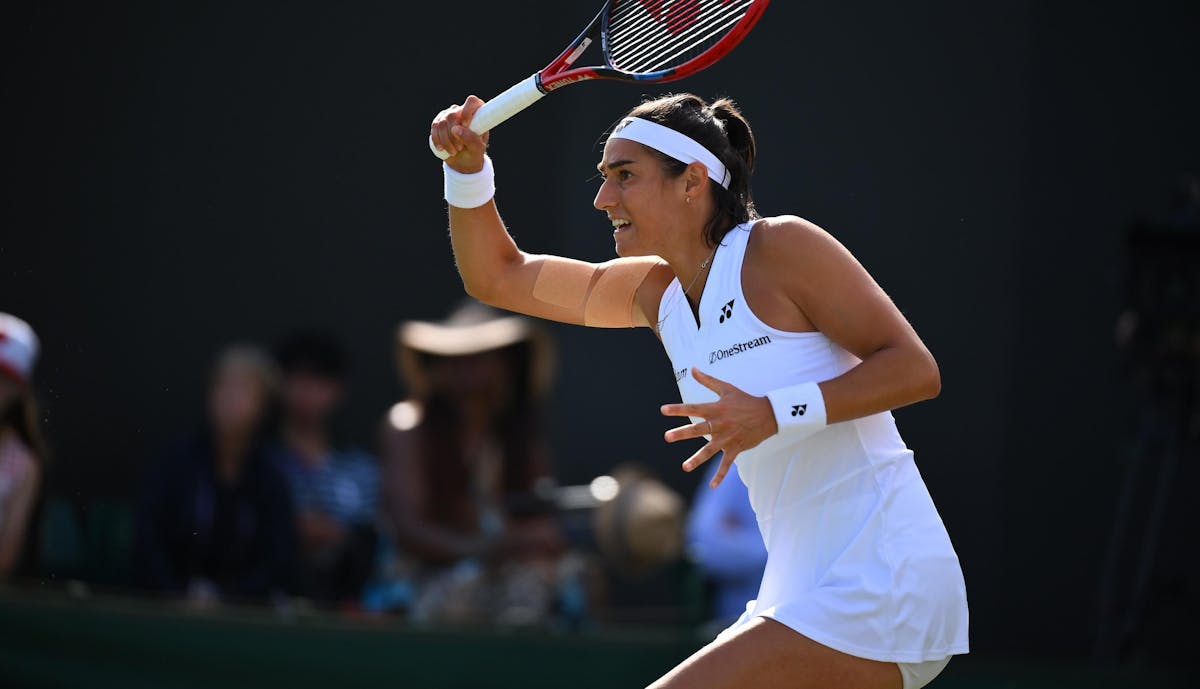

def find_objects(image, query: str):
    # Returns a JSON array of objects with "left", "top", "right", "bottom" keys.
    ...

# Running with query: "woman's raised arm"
[{"left": 431, "top": 97, "right": 674, "bottom": 329}]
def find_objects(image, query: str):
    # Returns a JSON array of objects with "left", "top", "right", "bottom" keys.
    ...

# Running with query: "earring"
[{"left": 686, "top": 196, "right": 692, "bottom": 204}]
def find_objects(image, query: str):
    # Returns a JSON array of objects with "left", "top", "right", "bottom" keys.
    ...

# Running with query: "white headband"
[{"left": 608, "top": 117, "right": 731, "bottom": 189}]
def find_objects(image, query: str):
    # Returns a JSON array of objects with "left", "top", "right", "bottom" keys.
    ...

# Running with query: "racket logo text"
[{"left": 543, "top": 73, "right": 597, "bottom": 91}]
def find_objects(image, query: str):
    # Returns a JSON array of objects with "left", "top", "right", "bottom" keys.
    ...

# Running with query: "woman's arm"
[
  {"left": 432, "top": 97, "right": 674, "bottom": 329},
  {"left": 758, "top": 215, "right": 941, "bottom": 422},
  {"left": 662, "top": 216, "right": 940, "bottom": 486}
]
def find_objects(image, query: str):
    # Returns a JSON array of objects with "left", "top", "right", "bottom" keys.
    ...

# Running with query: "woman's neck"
[{"left": 664, "top": 239, "right": 719, "bottom": 311}]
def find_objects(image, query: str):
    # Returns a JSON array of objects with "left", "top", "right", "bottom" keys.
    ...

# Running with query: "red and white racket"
[{"left": 429, "top": 0, "right": 770, "bottom": 159}]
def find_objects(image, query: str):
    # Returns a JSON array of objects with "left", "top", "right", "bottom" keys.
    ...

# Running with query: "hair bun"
[{"left": 708, "top": 98, "right": 755, "bottom": 172}]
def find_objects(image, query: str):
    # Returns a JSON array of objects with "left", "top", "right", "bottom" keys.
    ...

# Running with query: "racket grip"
[{"left": 429, "top": 73, "right": 546, "bottom": 159}]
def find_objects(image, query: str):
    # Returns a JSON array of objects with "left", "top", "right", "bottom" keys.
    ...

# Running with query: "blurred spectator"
[
  {"left": 273, "top": 331, "right": 378, "bottom": 606},
  {"left": 376, "top": 300, "right": 566, "bottom": 624},
  {"left": 134, "top": 345, "right": 295, "bottom": 605},
  {"left": 0, "top": 313, "right": 47, "bottom": 578},
  {"left": 686, "top": 458, "right": 766, "bottom": 628}
]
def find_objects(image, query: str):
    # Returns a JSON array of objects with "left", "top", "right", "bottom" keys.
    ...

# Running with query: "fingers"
[
  {"left": 431, "top": 104, "right": 463, "bottom": 157},
  {"left": 660, "top": 402, "right": 712, "bottom": 418},
  {"left": 681, "top": 441, "right": 722, "bottom": 473},
  {"left": 460, "top": 95, "right": 485, "bottom": 128},
  {"left": 664, "top": 420, "right": 711, "bottom": 444},
  {"left": 709, "top": 450, "right": 739, "bottom": 488},
  {"left": 451, "top": 124, "right": 487, "bottom": 152},
  {"left": 691, "top": 367, "right": 729, "bottom": 395},
  {"left": 430, "top": 95, "right": 488, "bottom": 161}
]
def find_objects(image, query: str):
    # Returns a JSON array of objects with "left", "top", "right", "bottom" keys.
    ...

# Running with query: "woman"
[
  {"left": 429, "top": 93, "right": 968, "bottom": 688},
  {"left": 0, "top": 313, "right": 47, "bottom": 578},
  {"left": 134, "top": 345, "right": 296, "bottom": 605},
  {"left": 378, "top": 300, "right": 565, "bottom": 623}
]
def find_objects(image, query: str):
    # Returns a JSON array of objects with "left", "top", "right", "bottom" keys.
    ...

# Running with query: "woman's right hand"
[{"left": 431, "top": 96, "right": 491, "bottom": 174}]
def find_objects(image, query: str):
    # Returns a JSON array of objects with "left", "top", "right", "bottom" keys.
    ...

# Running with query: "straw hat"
[{"left": 396, "top": 299, "right": 556, "bottom": 399}]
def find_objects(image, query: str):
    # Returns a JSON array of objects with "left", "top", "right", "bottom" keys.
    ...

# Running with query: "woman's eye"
[{"left": 619, "top": 170, "right": 632, "bottom": 181}]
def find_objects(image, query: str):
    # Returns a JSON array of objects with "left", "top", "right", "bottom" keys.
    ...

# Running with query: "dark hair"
[
  {"left": 274, "top": 331, "right": 347, "bottom": 379},
  {"left": 416, "top": 342, "right": 549, "bottom": 528},
  {"left": 623, "top": 93, "right": 759, "bottom": 247}
]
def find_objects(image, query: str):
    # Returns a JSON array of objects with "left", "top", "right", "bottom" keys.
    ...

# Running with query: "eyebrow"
[{"left": 596, "top": 159, "right": 635, "bottom": 174}]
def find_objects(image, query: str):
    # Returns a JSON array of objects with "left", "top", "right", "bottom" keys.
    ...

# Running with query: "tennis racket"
[{"left": 429, "top": 0, "right": 770, "bottom": 159}]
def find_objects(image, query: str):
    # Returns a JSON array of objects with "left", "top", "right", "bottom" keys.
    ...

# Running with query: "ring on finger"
[{"left": 706, "top": 420, "right": 713, "bottom": 435}]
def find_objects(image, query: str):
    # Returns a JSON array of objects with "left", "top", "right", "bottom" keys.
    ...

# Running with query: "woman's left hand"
[{"left": 661, "top": 368, "right": 777, "bottom": 488}]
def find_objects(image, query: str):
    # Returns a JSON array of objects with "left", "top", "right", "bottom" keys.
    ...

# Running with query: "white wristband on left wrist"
[{"left": 765, "top": 381, "right": 828, "bottom": 438}]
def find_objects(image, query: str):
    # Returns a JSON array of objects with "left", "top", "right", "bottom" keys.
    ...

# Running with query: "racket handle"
[{"left": 429, "top": 73, "right": 546, "bottom": 160}]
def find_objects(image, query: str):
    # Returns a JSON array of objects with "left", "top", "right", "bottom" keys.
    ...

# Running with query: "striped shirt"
[{"left": 275, "top": 447, "right": 379, "bottom": 526}]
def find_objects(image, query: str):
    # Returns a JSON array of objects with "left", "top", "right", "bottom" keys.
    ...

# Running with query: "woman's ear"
[{"left": 683, "top": 162, "right": 709, "bottom": 196}]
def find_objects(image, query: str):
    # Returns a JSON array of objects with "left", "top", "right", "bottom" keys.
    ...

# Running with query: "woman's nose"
[{"left": 593, "top": 178, "right": 616, "bottom": 211}]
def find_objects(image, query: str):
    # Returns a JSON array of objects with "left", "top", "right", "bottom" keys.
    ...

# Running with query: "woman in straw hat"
[{"left": 378, "top": 300, "right": 566, "bottom": 624}]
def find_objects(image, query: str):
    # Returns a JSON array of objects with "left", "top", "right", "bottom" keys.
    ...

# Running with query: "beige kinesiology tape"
[{"left": 531, "top": 257, "right": 660, "bottom": 328}]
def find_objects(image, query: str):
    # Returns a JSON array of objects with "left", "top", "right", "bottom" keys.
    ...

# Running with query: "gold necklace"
[
  {"left": 656, "top": 244, "right": 719, "bottom": 333},
  {"left": 681, "top": 245, "right": 718, "bottom": 297}
]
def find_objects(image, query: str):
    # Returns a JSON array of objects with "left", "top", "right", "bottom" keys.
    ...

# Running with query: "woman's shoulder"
[
  {"left": 750, "top": 215, "right": 826, "bottom": 242},
  {"left": 747, "top": 215, "right": 848, "bottom": 266}
]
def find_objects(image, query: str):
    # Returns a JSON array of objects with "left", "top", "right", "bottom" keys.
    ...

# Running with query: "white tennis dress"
[{"left": 657, "top": 221, "right": 969, "bottom": 664}]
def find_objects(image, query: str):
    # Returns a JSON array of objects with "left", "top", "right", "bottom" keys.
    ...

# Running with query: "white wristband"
[
  {"left": 765, "top": 382, "right": 828, "bottom": 438},
  {"left": 443, "top": 155, "right": 496, "bottom": 209}
]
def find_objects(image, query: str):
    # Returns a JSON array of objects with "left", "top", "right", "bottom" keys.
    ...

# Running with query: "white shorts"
[{"left": 897, "top": 657, "right": 951, "bottom": 689}]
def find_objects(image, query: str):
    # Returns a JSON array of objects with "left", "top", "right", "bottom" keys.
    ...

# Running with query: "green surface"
[{"left": 0, "top": 588, "right": 1193, "bottom": 689}]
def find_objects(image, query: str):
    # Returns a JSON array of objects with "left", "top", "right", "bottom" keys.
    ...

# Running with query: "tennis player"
[{"left": 429, "top": 93, "right": 968, "bottom": 689}]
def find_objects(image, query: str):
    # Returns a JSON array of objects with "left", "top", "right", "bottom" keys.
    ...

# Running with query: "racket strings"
[
  {"left": 614, "top": 0, "right": 751, "bottom": 69},
  {"left": 614, "top": 0, "right": 753, "bottom": 63},
  {"left": 609, "top": 1, "right": 708, "bottom": 56},
  {"left": 607, "top": 0, "right": 755, "bottom": 74}
]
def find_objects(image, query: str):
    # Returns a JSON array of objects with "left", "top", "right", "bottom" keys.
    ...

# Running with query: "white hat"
[
  {"left": 0, "top": 313, "right": 39, "bottom": 385},
  {"left": 396, "top": 300, "right": 556, "bottom": 398}
]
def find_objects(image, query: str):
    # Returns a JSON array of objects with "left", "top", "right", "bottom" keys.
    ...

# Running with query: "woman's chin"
[{"left": 613, "top": 231, "right": 647, "bottom": 258}]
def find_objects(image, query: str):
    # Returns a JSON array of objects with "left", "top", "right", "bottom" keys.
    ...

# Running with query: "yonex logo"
[
  {"left": 719, "top": 299, "right": 735, "bottom": 323},
  {"left": 791, "top": 404, "right": 807, "bottom": 416}
]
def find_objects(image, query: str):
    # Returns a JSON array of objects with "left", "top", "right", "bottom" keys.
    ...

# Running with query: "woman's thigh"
[{"left": 648, "top": 618, "right": 902, "bottom": 689}]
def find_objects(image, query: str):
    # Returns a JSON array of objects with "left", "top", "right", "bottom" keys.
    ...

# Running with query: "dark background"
[{"left": 2, "top": 0, "right": 1197, "bottom": 665}]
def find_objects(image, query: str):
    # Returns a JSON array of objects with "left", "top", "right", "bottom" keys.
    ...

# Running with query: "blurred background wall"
[{"left": 2, "top": 0, "right": 1197, "bottom": 664}]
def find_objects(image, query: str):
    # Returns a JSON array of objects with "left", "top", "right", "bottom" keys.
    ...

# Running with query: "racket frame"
[{"left": 430, "top": 0, "right": 770, "bottom": 159}]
